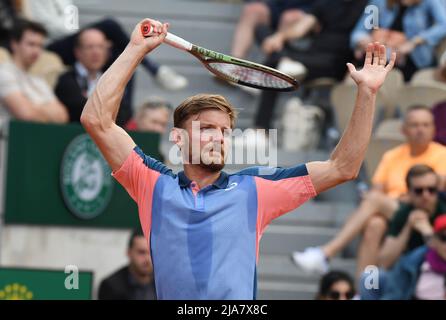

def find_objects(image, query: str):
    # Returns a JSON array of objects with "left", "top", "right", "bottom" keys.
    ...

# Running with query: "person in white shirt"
[{"left": 0, "top": 19, "right": 68, "bottom": 123}]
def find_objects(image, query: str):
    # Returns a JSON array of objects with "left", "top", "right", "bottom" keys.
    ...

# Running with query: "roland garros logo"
[{"left": 60, "top": 134, "right": 113, "bottom": 219}]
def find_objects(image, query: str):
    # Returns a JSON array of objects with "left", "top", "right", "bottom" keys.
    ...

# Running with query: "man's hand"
[
  {"left": 408, "top": 209, "right": 433, "bottom": 236},
  {"left": 129, "top": 18, "right": 168, "bottom": 54},
  {"left": 262, "top": 32, "right": 285, "bottom": 55},
  {"left": 347, "top": 42, "right": 396, "bottom": 93}
]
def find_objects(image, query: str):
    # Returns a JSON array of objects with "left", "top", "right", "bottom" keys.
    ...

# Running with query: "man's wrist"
[{"left": 357, "top": 83, "right": 378, "bottom": 95}]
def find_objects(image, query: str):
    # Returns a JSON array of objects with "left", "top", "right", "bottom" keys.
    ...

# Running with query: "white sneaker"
[
  {"left": 291, "top": 247, "right": 329, "bottom": 275},
  {"left": 277, "top": 57, "right": 307, "bottom": 80},
  {"left": 156, "top": 66, "right": 188, "bottom": 91}
]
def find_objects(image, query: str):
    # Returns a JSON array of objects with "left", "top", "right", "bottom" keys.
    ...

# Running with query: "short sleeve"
[
  {"left": 112, "top": 146, "right": 170, "bottom": 239},
  {"left": 0, "top": 64, "right": 21, "bottom": 98},
  {"left": 239, "top": 165, "right": 317, "bottom": 236},
  {"left": 372, "top": 151, "right": 391, "bottom": 187}
]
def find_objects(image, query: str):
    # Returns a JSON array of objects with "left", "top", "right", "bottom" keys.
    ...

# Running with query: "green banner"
[
  {"left": 4, "top": 120, "right": 162, "bottom": 228},
  {"left": 0, "top": 267, "right": 93, "bottom": 300}
]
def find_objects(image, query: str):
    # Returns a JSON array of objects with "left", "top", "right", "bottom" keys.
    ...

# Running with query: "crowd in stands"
[{"left": 1, "top": 0, "right": 446, "bottom": 300}]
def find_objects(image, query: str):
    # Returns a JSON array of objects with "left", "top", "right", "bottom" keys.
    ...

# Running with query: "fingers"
[
  {"left": 373, "top": 42, "right": 380, "bottom": 65},
  {"left": 140, "top": 18, "right": 167, "bottom": 35},
  {"left": 385, "top": 51, "right": 397, "bottom": 72},
  {"left": 346, "top": 63, "right": 356, "bottom": 75},
  {"left": 379, "top": 44, "right": 386, "bottom": 66},
  {"left": 365, "top": 43, "right": 373, "bottom": 65}
]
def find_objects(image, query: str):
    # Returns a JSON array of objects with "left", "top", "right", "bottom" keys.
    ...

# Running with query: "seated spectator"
[
  {"left": 55, "top": 28, "right": 131, "bottom": 126},
  {"left": 315, "top": 270, "right": 356, "bottom": 300},
  {"left": 360, "top": 214, "right": 446, "bottom": 300},
  {"left": 292, "top": 106, "right": 446, "bottom": 278},
  {"left": 125, "top": 97, "right": 172, "bottom": 134},
  {"left": 0, "top": 19, "right": 68, "bottom": 123},
  {"left": 379, "top": 165, "right": 445, "bottom": 268},
  {"left": 231, "top": 0, "right": 314, "bottom": 59},
  {"left": 254, "top": 0, "right": 368, "bottom": 131},
  {"left": 98, "top": 229, "right": 156, "bottom": 300},
  {"left": 351, "top": 0, "right": 446, "bottom": 82},
  {"left": 21, "top": 0, "right": 188, "bottom": 91}
]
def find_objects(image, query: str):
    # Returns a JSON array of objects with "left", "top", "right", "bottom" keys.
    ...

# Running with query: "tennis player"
[{"left": 81, "top": 19, "right": 396, "bottom": 299}]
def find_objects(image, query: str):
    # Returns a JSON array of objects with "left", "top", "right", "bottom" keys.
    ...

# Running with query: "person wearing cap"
[{"left": 360, "top": 214, "right": 446, "bottom": 300}]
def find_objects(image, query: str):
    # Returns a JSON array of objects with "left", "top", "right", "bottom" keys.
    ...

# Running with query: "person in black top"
[
  {"left": 254, "top": 0, "right": 368, "bottom": 130},
  {"left": 98, "top": 229, "right": 156, "bottom": 300},
  {"left": 55, "top": 28, "right": 131, "bottom": 126}
]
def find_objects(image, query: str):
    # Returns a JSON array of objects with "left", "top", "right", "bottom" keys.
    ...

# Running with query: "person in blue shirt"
[
  {"left": 81, "top": 18, "right": 396, "bottom": 299},
  {"left": 351, "top": 0, "right": 446, "bottom": 81}
]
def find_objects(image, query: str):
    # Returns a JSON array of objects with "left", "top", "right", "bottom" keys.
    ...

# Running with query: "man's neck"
[
  {"left": 75, "top": 61, "right": 100, "bottom": 80},
  {"left": 128, "top": 265, "right": 152, "bottom": 285},
  {"left": 12, "top": 56, "right": 29, "bottom": 71},
  {"left": 183, "top": 164, "right": 221, "bottom": 189},
  {"left": 409, "top": 143, "right": 430, "bottom": 157}
]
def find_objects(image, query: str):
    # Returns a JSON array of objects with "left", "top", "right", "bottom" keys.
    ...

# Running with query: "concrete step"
[
  {"left": 257, "top": 281, "right": 318, "bottom": 300},
  {"left": 273, "top": 202, "right": 355, "bottom": 228},
  {"left": 256, "top": 254, "right": 357, "bottom": 300},
  {"left": 259, "top": 224, "right": 339, "bottom": 254}
]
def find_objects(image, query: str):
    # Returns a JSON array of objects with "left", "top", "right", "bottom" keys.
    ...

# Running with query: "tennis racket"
[{"left": 141, "top": 22, "right": 299, "bottom": 92}]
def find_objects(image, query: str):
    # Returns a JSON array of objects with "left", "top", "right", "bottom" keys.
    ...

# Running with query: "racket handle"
[{"left": 141, "top": 21, "right": 192, "bottom": 51}]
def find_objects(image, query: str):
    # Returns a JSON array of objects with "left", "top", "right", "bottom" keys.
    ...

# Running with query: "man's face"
[
  {"left": 137, "top": 107, "right": 170, "bottom": 134},
  {"left": 179, "top": 109, "right": 231, "bottom": 172},
  {"left": 402, "top": 110, "right": 435, "bottom": 147},
  {"left": 74, "top": 29, "right": 109, "bottom": 73},
  {"left": 127, "top": 236, "right": 153, "bottom": 277},
  {"left": 408, "top": 173, "right": 439, "bottom": 213},
  {"left": 11, "top": 30, "right": 45, "bottom": 69}
]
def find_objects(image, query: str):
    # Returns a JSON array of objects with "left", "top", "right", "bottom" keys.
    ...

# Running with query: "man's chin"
[{"left": 199, "top": 162, "right": 225, "bottom": 172}]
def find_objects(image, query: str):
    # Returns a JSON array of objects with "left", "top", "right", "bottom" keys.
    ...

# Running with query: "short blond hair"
[{"left": 174, "top": 94, "right": 238, "bottom": 129}]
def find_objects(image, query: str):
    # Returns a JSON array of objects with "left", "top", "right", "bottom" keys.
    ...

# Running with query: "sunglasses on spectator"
[
  {"left": 411, "top": 186, "right": 438, "bottom": 196},
  {"left": 436, "top": 232, "right": 446, "bottom": 242},
  {"left": 327, "top": 290, "right": 355, "bottom": 300}
]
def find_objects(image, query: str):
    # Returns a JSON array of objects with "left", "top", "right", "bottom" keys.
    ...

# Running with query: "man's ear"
[
  {"left": 10, "top": 40, "right": 18, "bottom": 53},
  {"left": 170, "top": 127, "right": 185, "bottom": 148}
]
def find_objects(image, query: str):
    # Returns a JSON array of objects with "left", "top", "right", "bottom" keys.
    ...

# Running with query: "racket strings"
[{"left": 208, "top": 62, "right": 293, "bottom": 90}]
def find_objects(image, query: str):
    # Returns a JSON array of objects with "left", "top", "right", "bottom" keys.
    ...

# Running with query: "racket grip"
[{"left": 140, "top": 21, "right": 192, "bottom": 51}]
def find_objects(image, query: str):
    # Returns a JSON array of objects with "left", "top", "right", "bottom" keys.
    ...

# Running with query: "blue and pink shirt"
[{"left": 113, "top": 146, "right": 317, "bottom": 300}]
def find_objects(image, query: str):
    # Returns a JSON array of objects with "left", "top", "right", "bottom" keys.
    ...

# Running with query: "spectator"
[
  {"left": 55, "top": 28, "right": 131, "bottom": 126},
  {"left": 351, "top": 0, "right": 446, "bottom": 81},
  {"left": 253, "top": 0, "right": 368, "bottom": 131},
  {"left": 231, "top": 0, "right": 314, "bottom": 59},
  {"left": 0, "top": 19, "right": 68, "bottom": 123},
  {"left": 315, "top": 271, "right": 356, "bottom": 300},
  {"left": 20, "top": 0, "right": 188, "bottom": 91},
  {"left": 125, "top": 97, "right": 172, "bottom": 134},
  {"left": 360, "top": 214, "right": 446, "bottom": 300},
  {"left": 379, "top": 165, "right": 445, "bottom": 268},
  {"left": 98, "top": 229, "right": 156, "bottom": 300},
  {"left": 292, "top": 106, "right": 446, "bottom": 277}
]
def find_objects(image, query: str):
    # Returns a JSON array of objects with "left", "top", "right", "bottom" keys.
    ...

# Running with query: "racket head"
[{"left": 191, "top": 46, "right": 299, "bottom": 92}]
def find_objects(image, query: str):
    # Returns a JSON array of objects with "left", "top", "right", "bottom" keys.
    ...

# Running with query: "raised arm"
[
  {"left": 307, "top": 43, "right": 396, "bottom": 194},
  {"left": 80, "top": 19, "right": 168, "bottom": 172}
]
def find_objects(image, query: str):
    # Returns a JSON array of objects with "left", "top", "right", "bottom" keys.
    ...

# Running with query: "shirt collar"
[
  {"left": 74, "top": 61, "right": 102, "bottom": 80},
  {"left": 178, "top": 171, "right": 229, "bottom": 189}
]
